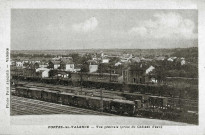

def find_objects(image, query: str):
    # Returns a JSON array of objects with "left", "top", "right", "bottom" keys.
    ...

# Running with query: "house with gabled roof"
[
  {"left": 16, "top": 60, "right": 24, "bottom": 67},
  {"left": 60, "top": 60, "right": 75, "bottom": 72}
]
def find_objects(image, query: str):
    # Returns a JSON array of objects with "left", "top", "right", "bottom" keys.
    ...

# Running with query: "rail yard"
[{"left": 11, "top": 76, "right": 198, "bottom": 125}]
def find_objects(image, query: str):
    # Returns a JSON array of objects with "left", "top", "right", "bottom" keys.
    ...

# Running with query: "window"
[{"left": 133, "top": 78, "right": 136, "bottom": 83}]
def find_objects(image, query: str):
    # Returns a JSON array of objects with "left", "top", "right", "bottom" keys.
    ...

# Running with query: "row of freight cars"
[
  {"left": 14, "top": 86, "right": 141, "bottom": 115},
  {"left": 14, "top": 81, "right": 169, "bottom": 110}
]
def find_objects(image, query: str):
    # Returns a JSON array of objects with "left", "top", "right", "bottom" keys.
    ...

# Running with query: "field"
[{"left": 11, "top": 47, "right": 197, "bottom": 58}]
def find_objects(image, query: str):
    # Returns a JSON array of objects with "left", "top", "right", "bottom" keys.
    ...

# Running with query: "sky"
[{"left": 11, "top": 9, "right": 198, "bottom": 50}]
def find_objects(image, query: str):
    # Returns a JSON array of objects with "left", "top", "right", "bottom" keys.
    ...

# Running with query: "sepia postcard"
[{"left": 0, "top": 0, "right": 205, "bottom": 135}]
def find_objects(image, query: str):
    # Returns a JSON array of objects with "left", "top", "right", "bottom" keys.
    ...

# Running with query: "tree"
[
  {"left": 81, "top": 63, "right": 89, "bottom": 72},
  {"left": 155, "top": 66, "right": 166, "bottom": 83},
  {"left": 109, "top": 57, "right": 120, "bottom": 65},
  {"left": 70, "top": 53, "right": 81, "bottom": 64},
  {"left": 97, "top": 63, "right": 110, "bottom": 73},
  {"left": 49, "top": 70, "right": 58, "bottom": 78}
]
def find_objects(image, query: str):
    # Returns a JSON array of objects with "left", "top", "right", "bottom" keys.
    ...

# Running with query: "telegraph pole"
[
  {"left": 109, "top": 65, "right": 111, "bottom": 82},
  {"left": 99, "top": 64, "right": 103, "bottom": 113},
  {"left": 179, "top": 89, "right": 182, "bottom": 111},
  {"left": 100, "top": 88, "right": 103, "bottom": 113},
  {"left": 80, "top": 64, "right": 83, "bottom": 94}
]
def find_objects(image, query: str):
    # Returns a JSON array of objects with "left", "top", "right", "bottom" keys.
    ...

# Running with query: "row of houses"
[
  {"left": 93, "top": 52, "right": 186, "bottom": 67},
  {"left": 11, "top": 59, "right": 76, "bottom": 71},
  {"left": 115, "top": 56, "right": 186, "bottom": 66},
  {"left": 11, "top": 62, "right": 158, "bottom": 85},
  {"left": 11, "top": 67, "right": 120, "bottom": 83},
  {"left": 11, "top": 52, "right": 177, "bottom": 84}
]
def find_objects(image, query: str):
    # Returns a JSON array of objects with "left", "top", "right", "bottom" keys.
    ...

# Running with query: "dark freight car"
[
  {"left": 29, "top": 87, "right": 42, "bottom": 99},
  {"left": 60, "top": 92, "right": 75, "bottom": 105},
  {"left": 73, "top": 95, "right": 89, "bottom": 108},
  {"left": 110, "top": 99, "right": 136, "bottom": 115}
]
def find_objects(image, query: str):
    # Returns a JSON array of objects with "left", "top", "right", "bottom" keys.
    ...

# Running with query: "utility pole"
[
  {"left": 100, "top": 88, "right": 103, "bottom": 113},
  {"left": 109, "top": 65, "right": 112, "bottom": 82},
  {"left": 99, "top": 64, "right": 103, "bottom": 113},
  {"left": 99, "top": 63, "right": 103, "bottom": 79},
  {"left": 179, "top": 89, "right": 182, "bottom": 111},
  {"left": 80, "top": 64, "right": 83, "bottom": 94}
]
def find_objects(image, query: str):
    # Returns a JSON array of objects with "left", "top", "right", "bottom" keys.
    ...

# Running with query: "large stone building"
[
  {"left": 123, "top": 66, "right": 146, "bottom": 84},
  {"left": 122, "top": 64, "right": 156, "bottom": 84}
]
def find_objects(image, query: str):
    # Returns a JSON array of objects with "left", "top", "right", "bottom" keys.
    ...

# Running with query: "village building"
[
  {"left": 60, "top": 60, "right": 75, "bottom": 72},
  {"left": 87, "top": 60, "right": 98, "bottom": 65},
  {"left": 130, "top": 57, "right": 141, "bottom": 63},
  {"left": 87, "top": 60, "right": 98, "bottom": 73},
  {"left": 167, "top": 57, "right": 174, "bottom": 62},
  {"left": 16, "top": 61, "right": 24, "bottom": 67},
  {"left": 48, "top": 61, "right": 61, "bottom": 69},
  {"left": 145, "top": 65, "right": 158, "bottom": 83},
  {"left": 121, "top": 58, "right": 130, "bottom": 63},
  {"left": 100, "top": 52, "right": 104, "bottom": 58},
  {"left": 155, "top": 56, "right": 166, "bottom": 61},
  {"left": 89, "top": 65, "right": 98, "bottom": 73},
  {"left": 101, "top": 58, "right": 110, "bottom": 63},
  {"left": 120, "top": 54, "right": 132, "bottom": 63},
  {"left": 73, "top": 64, "right": 82, "bottom": 73},
  {"left": 39, "top": 62, "right": 48, "bottom": 68},
  {"left": 121, "top": 53, "right": 133, "bottom": 59},
  {"left": 115, "top": 62, "right": 122, "bottom": 66},
  {"left": 60, "top": 57, "right": 73, "bottom": 61},
  {"left": 181, "top": 58, "right": 186, "bottom": 65},
  {"left": 92, "top": 57, "right": 98, "bottom": 61},
  {"left": 122, "top": 64, "right": 156, "bottom": 84},
  {"left": 57, "top": 71, "right": 69, "bottom": 78},
  {"left": 31, "top": 60, "right": 41, "bottom": 64},
  {"left": 74, "top": 68, "right": 81, "bottom": 72},
  {"left": 146, "top": 65, "right": 155, "bottom": 74},
  {"left": 22, "top": 60, "right": 29, "bottom": 64},
  {"left": 36, "top": 67, "right": 50, "bottom": 78},
  {"left": 52, "top": 56, "right": 62, "bottom": 61},
  {"left": 167, "top": 57, "right": 177, "bottom": 62},
  {"left": 122, "top": 64, "right": 146, "bottom": 84}
]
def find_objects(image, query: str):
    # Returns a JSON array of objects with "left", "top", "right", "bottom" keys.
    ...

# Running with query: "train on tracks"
[
  {"left": 11, "top": 77, "right": 198, "bottom": 124},
  {"left": 13, "top": 82, "right": 180, "bottom": 118},
  {"left": 14, "top": 86, "right": 143, "bottom": 115}
]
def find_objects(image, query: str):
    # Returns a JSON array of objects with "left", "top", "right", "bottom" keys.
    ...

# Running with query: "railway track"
[
  {"left": 11, "top": 96, "right": 116, "bottom": 116},
  {"left": 15, "top": 81, "right": 198, "bottom": 101},
  {"left": 12, "top": 81, "right": 198, "bottom": 111},
  {"left": 15, "top": 81, "right": 123, "bottom": 97}
]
